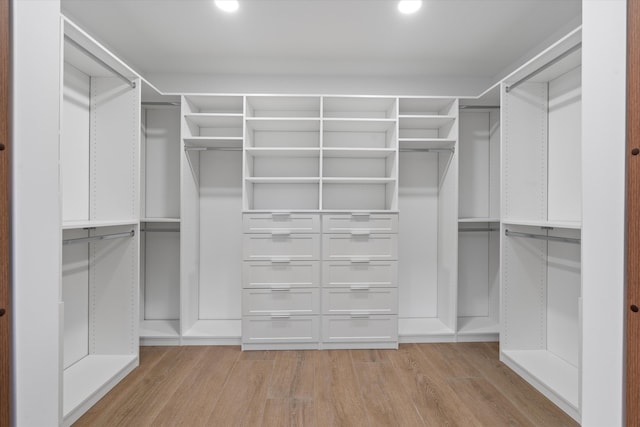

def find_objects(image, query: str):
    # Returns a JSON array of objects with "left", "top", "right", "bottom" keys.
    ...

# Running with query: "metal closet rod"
[
  {"left": 505, "top": 229, "right": 580, "bottom": 245},
  {"left": 459, "top": 228, "right": 499, "bottom": 232},
  {"left": 506, "top": 42, "right": 582, "bottom": 93},
  {"left": 64, "top": 35, "right": 136, "bottom": 89},
  {"left": 63, "top": 230, "right": 135, "bottom": 246},
  {"left": 185, "top": 147, "right": 242, "bottom": 152}
]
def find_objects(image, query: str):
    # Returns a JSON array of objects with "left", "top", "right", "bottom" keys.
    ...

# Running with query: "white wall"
[
  {"left": 12, "top": 0, "right": 62, "bottom": 425},
  {"left": 581, "top": 0, "right": 626, "bottom": 425}
]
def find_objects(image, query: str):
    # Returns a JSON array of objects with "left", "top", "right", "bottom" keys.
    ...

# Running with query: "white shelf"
[
  {"left": 399, "top": 138, "right": 456, "bottom": 150},
  {"left": 502, "top": 219, "right": 582, "bottom": 229},
  {"left": 323, "top": 118, "right": 396, "bottom": 132},
  {"left": 502, "top": 349, "right": 579, "bottom": 412},
  {"left": 246, "top": 177, "right": 320, "bottom": 184},
  {"left": 63, "top": 354, "right": 137, "bottom": 420},
  {"left": 322, "top": 147, "right": 396, "bottom": 158},
  {"left": 184, "top": 96, "right": 243, "bottom": 114},
  {"left": 399, "top": 98, "right": 456, "bottom": 115},
  {"left": 140, "top": 319, "right": 180, "bottom": 338},
  {"left": 322, "top": 177, "right": 395, "bottom": 184},
  {"left": 62, "top": 219, "right": 138, "bottom": 230},
  {"left": 458, "top": 217, "right": 500, "bottom": 223},
  {"left": 245, "top": 147, "right": 321, "bottom": 158},
  {"left": 183, "top": 137, "right": 242, "bottom": 149},
  {"left": 399, "top": 115, "right": 456, "bottom": 129},
  {"left": 141, "top": 217, "right": 180, "bottom": 223},
  {"left": 246, "top": 117, "right": 321, "bottom": 131},
  {"left": 184, "top": 113, "right": 243, "bottom": 128}
]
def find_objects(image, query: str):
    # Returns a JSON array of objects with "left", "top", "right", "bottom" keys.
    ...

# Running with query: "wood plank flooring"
[{"left": 74, "top": 343, "right": 578, "bottom": 427}]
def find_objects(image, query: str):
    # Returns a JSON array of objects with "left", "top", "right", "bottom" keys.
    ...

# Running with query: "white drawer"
[
  {"left": 322, "top": 288, "right": 397, "bottom": 315},
  {"left": 242, "top": 315, "right": 319, "bottom": 343},
  {"left": 322, "top": 213, "right": 398, "bottom": 233},
  {"left": 243, "top": 261, "right": 320, "bottom": 288},
  {"left": 243, "top": 233, "right": 320, "bottom": 260},
  {"left": 322, "top": 315, "right": 397, "bottom": 342},
  {"left": 322, "top": 261, "right": 397, "bottom": 288},
  {"left": 243, "top": 288, "right": 319, "bottom": 316},
  {"left": 322, "top": 233, "right": 398, "bottom": 260},
  {"left": 243, "top": 213, "right": 320, "bottom": 233}
]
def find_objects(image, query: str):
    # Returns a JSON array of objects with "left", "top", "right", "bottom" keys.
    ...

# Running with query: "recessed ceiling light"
[
  {"left": 398, "top": 0, "right": 422, "bottom": 14},
  {"left": 215, "top": 0, "right": 239, "bottom": 13}
]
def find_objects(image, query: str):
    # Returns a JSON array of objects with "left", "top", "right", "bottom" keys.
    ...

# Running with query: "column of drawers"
[
  {"left": 321, "top": 213, "right": 399, "bottom": 349},
  {"left": 241, "top": 213, "right": 321, "bottom": 350}
]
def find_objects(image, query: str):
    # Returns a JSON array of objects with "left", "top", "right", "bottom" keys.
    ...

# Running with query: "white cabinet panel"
[
  {"left": 322, "top": 315, "right": 397, "bottom": 342},
  {"left": 243, "top": 233, "right": 320, "bottom": 260},
  {"left": 242, "top": 315, "right": 319, "bottom": 343},
  {"left": 323, "top": 233, "right": 398, "bottom": 260},
  {"left": 322, "top": 260, "right": 397, "bottom": 287},
  {"left": 322, "top": 213, "right": 398, "bottom": 233},
  {"left": 242, "top": 288, "right": 319, "bottom": 315},
  {"left": 322, "top": 288, "right": 397, "bottom": 315},
  {"left": 243, "top": 213, "right": 320, "bottom": 233}
]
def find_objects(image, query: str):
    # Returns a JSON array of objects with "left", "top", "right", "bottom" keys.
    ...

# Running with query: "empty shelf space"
[
  {"left": 184, "top": 113, "right": 243, "bottom": 128},
  {"left": 399, "top": 138, "right": 456, "bottom": 150},
  {"left": 323, "top": 118, "right": 396, "bottom": 132},
  {"left": 246, "top": 177, "right": 321, "bottom": 184},
  {"left": 139, "top": 319, "right": 180, "bottom": 338},
  {"left": 398, "top": 318, "right": 456, "bottom": 341},
  {"left": 399, "top": 115, "right": 457, "bottom": 129},
  {"left": 399, "top": 98, "right": 456, "bottom": 116},
  {"left": 182, "top": 320, "right": 241, "bottom": 340},
  {"left": 322, "top": 177, "right": 395, "bottom": 184},
  {"left": 64, "top": 354, "right": 137, "bottom": 419},
  {"left": 183, "top": 96, "right": 243, "bottom": 114},
  {"left": 501, "top": 349, "right": 579, "bottom": 411},
  {"left": 246, "top": 117, "right": 321, "bottom": 131},
  {"left": 457, "top": 316, "right": 500, "bottom": 334},
  {"left": 62, "top": 219, "right": 138, "bottom": 230},
  {"left": 322, "top": 147, "right": 396, "bottom": 158},
  {"left": 246, "top": 96, "right": 321, "bottom": 118}
]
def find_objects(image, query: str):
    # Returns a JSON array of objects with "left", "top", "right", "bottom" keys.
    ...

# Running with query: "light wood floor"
[{"left": 74, "top": 343, "right": 578, "bottom": 426}]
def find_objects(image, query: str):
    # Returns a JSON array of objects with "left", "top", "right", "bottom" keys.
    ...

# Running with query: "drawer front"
[
  {"left": 322, "top": 233, "right": 398, "bottom": 260},
  {"left": 322, "top": 315, "right": 397, "bottom": 342},
  {"left": 243, "top": 261, "right": 320, "bottom": 288},
  {"left": 243, "top": 288, "right": 319, "bottom": 316},
  {"left": 322, "top": 288, "right": 397, "bottom": 315},
  {"left": 322, "top": 261, "right": 397, "bottom": 288},
  {"left": 322, "top": 213, "right": 398, "bottom": 233},
  {"left": 243, "top": 213, "right": 320, "bottom": 233},
  {"left": 242, "top": 315, "right": 319, "bottom": 343},
  {"left": 244, "top": 234, "right": 320, "bottom": 260}
]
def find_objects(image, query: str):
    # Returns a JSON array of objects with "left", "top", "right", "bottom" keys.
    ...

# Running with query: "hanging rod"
[
  {"left": 459, "top": 105, "right": 501, "bottom": 110},
  {"left": 142, "top": 101, "right": 180, "bottom": 107},
  {"left": 185, "top": 147, "right": 242, "bottom": 152},
  {"left": 142, "top": 228, "right": 180, "bottom": 233},
  {"left": 399, "top": 148, "right": 455, "bottom": 153},
  {"left": 64, "top": 35, "right": 136, "bottom": 89},
  {"left": 459, "top": 228, "right": 499, "bottom": 232},
  {"left": 506, "top": 42, "right": 582, "bottom": 93},
  {"left": 505, "top": 229, "right": 580, "bottom": 245},
  {"left": 63, "top": 230, "right": 135, "bottom": 246}
]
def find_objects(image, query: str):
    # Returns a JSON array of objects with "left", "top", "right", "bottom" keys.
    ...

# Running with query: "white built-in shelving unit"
[
  {"left": 456, "top": 100, "right": 501, "bottom": 341},
  {"left": 60, "top": 18, "right": 140, "bottom": 426},
  {"left": 181, "top": 95, "right": 244, "bottom": 344},
  {"left": 139, "top": 84, "right": 181, "bottom": 345},
  {"left": 397, "top": 97, "right": 459, "bottom": 342},
  {"left": 500, "top": 29, "right": 582, "bottom": 422}
]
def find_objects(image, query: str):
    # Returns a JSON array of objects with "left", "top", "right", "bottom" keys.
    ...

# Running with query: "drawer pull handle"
[
  {"left": 272, "top": 212, "right": 291, "bottom": 218},
  {"left": 350, "top": 258, "right": 370, "bottom": 264},
  {"left": 271, "top": 230, "right": 291, "bottom": 237},
  {"left": 271, "top": 314, "right": 291, "bottom": 319},
  {"left": 271, "top": 258, "right": 291, "bottom": 263},
  {"left": 351, "top": 212, "right": 370, "bottom": 218},
  {"left": 350, "top": 230, "right": 371, "bottom": 236},
  {"left": 350, "top": 286, "right": 370, "bottom": 291},
  {"left": 271, "top": 287, "right": 291, "bottom": 292},
  {"left": 350, "top": 313, "right": 370, "bottom": 319}
]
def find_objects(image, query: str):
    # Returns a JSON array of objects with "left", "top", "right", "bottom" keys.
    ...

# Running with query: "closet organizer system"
[{"left": 59, "top": 15, "right": 583, "bottom": 425}]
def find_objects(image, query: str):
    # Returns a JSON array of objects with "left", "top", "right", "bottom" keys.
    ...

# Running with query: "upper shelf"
[
  {"left": 399, "top": 116, "right": 457, "bottom": 129},
  {"left": 183, "top": 137, "right": 243, "bottom": 149},
  {"left": 184, "top": 114, "right": 243, "bottom": 128},
  {"left": 399, "top": 138, "right": 456, "bottom": 150},
  {"left": 323, "top": 118, "right": 396, "bottom": 132},
  {"left": 245, "top": 147, "right": 321, "bottom": 158},
  {"left": 245, "top": 117, "right": 321, "bottom": 132},
  {"left": 399, "top": 98, "right": 457, "bottom": 116},
  {"left": 183, "top": 95, "right": 243, "bottom": 114},
  {"left": 322, "top": 147, "right": 396, "bottom": 158}
]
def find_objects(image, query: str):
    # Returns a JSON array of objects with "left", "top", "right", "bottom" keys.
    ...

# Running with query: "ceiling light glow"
[
  {"left": 398, "top": 0, "right": 422, "bottom": 14},
  {"left": 215, "top": 0, "right": 239, "bottom": 13}
]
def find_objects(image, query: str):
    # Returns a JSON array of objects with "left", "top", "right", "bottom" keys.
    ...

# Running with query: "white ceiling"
[{"left": 61, "top": 0, "right": 581, "bottom": 84}]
